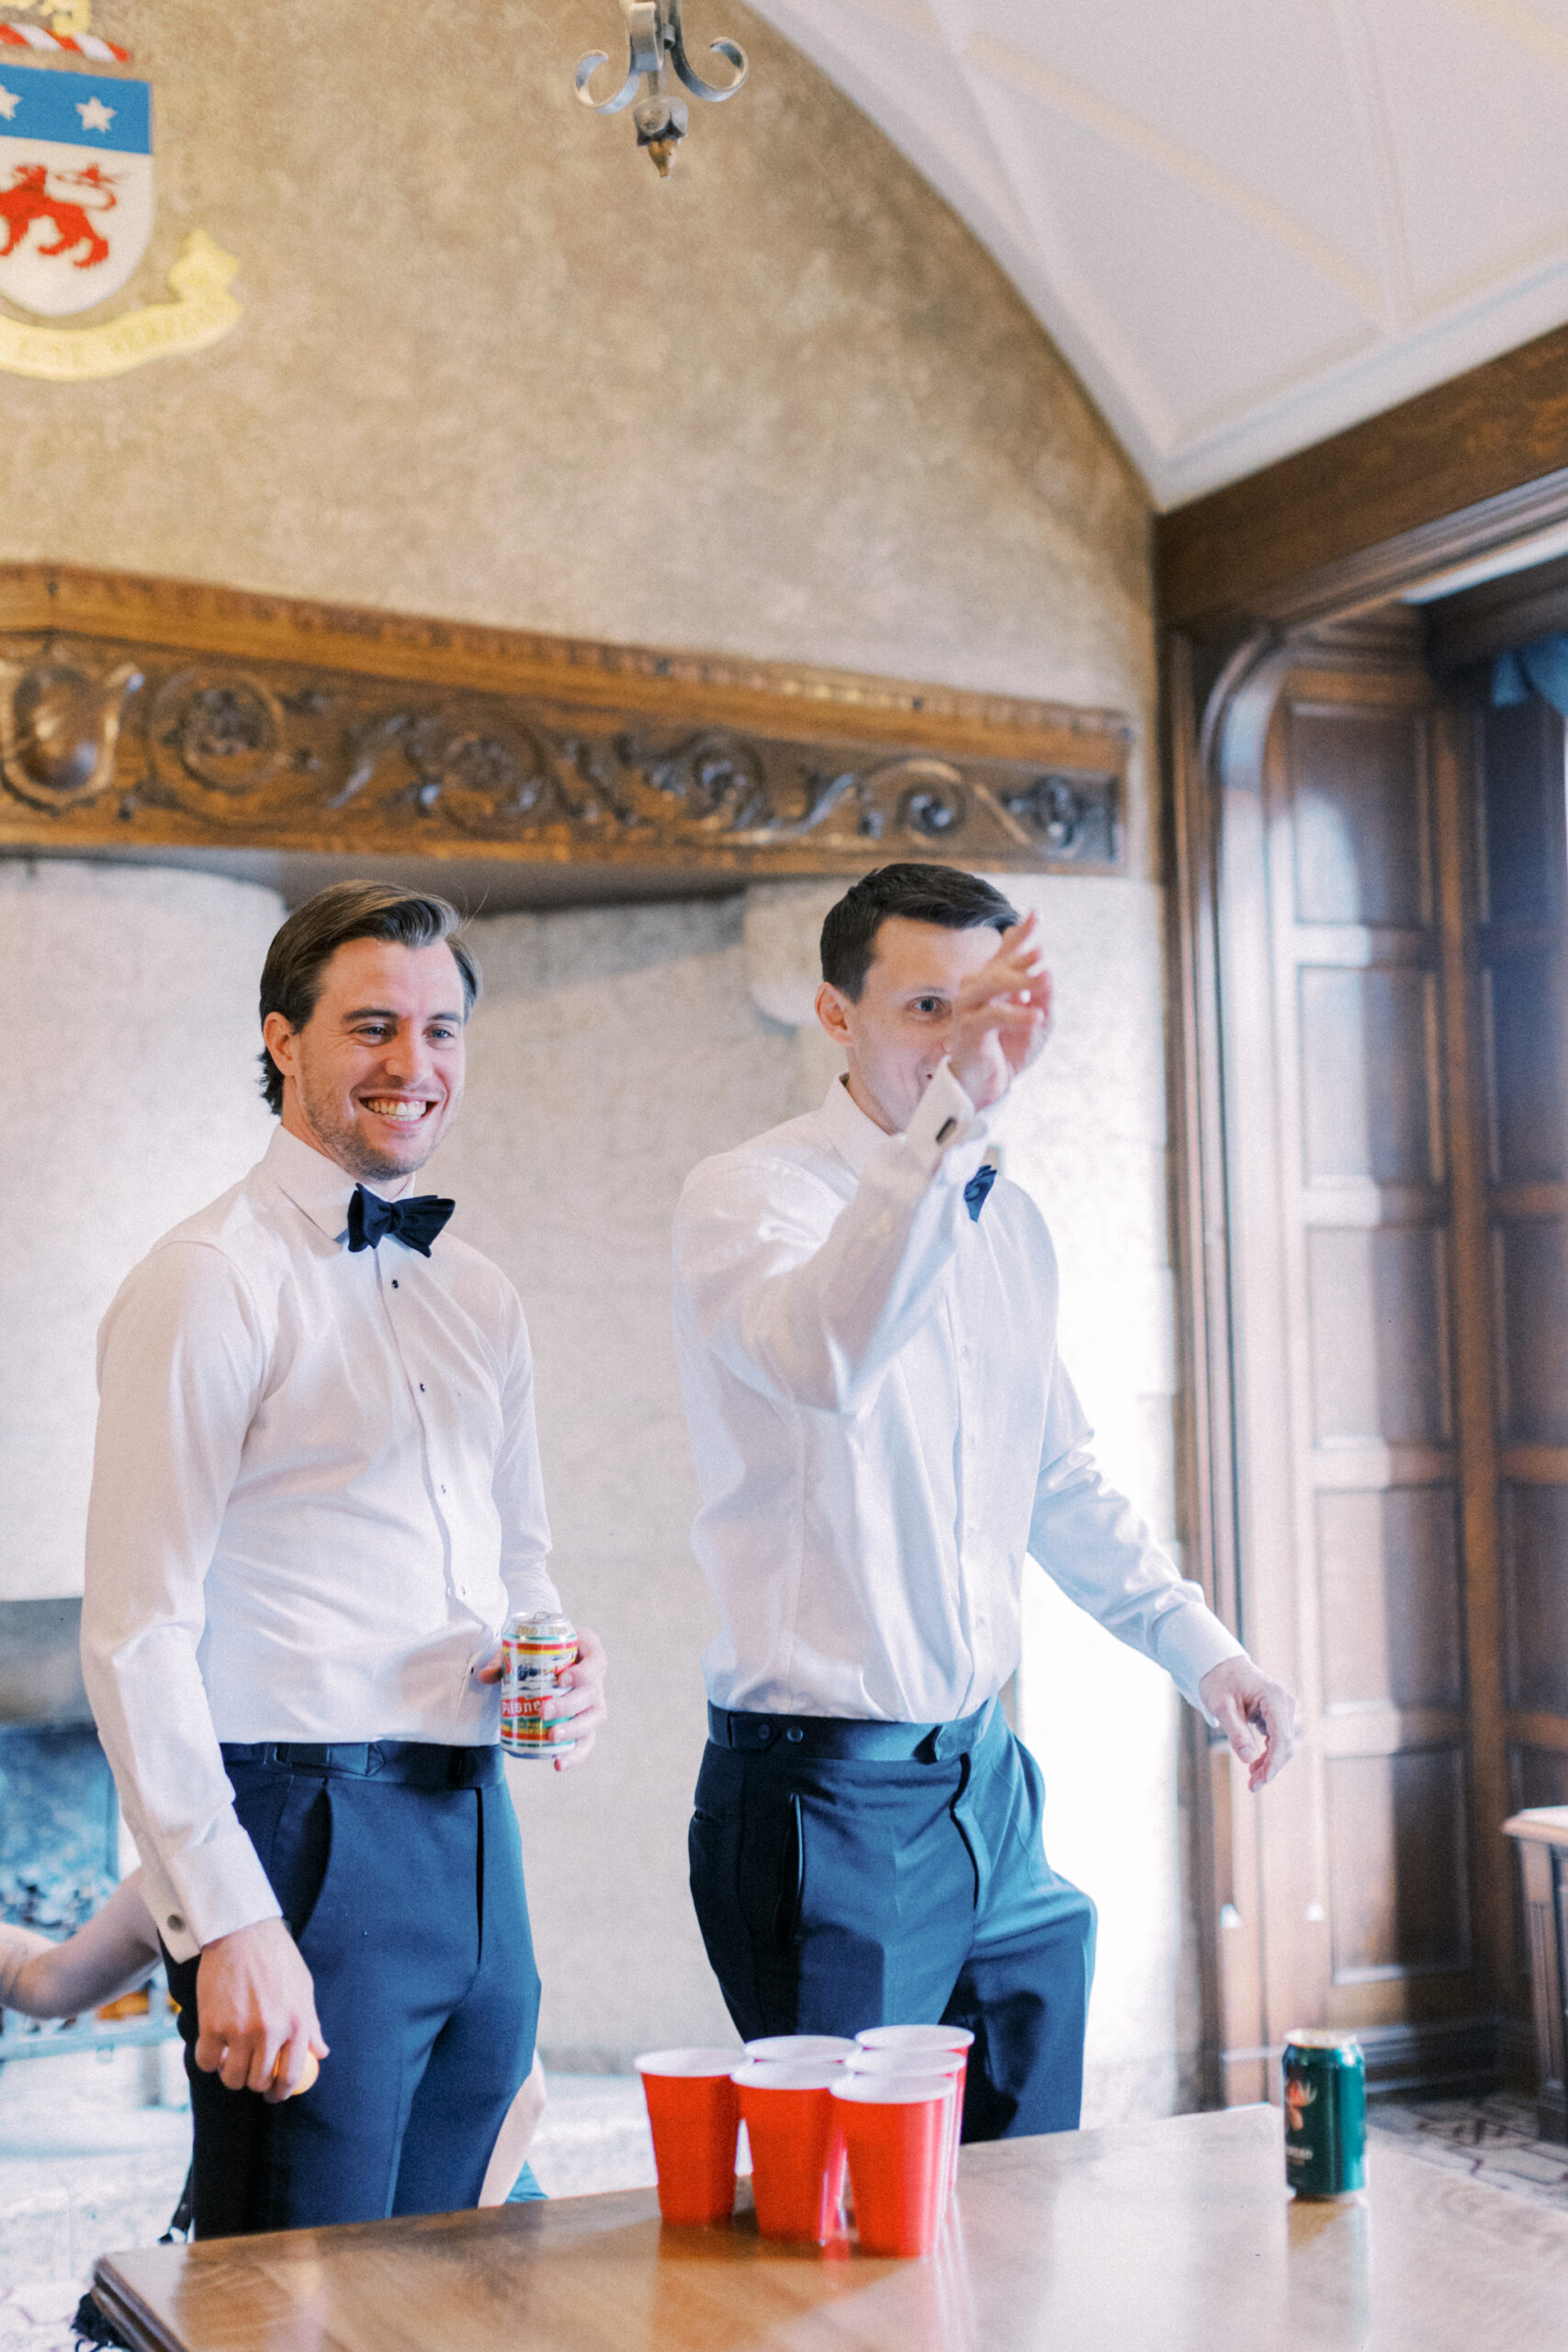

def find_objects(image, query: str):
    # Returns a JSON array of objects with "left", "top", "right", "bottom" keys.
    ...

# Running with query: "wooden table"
[{"left": 93, "top": 2104, "right": 1568, "bottom": 2352}]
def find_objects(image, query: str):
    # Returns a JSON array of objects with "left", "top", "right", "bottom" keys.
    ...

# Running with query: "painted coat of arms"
[{"left": 0, "top": 62, "right": 150, "bottom": 315}]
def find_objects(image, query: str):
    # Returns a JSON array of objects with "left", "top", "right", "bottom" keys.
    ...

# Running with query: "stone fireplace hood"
[{"left": 0, "top": 565, "right": 1129, "bottom": 910}]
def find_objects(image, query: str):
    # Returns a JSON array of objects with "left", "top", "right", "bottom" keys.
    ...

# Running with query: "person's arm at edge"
[{"left": 0, "top": 1871, "right": 161, "bottom": 2019}]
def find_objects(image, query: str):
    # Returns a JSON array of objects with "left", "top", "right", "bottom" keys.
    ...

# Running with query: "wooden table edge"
[
  {"left": 91, "top": 2266, "right": 182, "bottom": 2352},
  {"left": 89, "top": 2106, "right": 1289, "bottom": 2352}
]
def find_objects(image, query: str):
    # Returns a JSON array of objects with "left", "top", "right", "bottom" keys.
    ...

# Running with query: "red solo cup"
[
  {"left": 855, "top": 2026, "right": 974, "bottom": 2184},
  {"left": 743, "top": 2033, "right": 857, "bottom": 2063},
  {"left": 831, "top": 2075, "right": 951, "bottom": 2256},
  {"left": 634, "top": 2047, "right": 743, "bottom": 2224},
  {"left": 733, "top": 2061, "right": 845, "bottom": 2243},
  {"left": 730, "top": 2058, "right": 846, "bottom": 2213},
  {"left": 848, "top": 2049, "right": 965, "bottom": 2196}
]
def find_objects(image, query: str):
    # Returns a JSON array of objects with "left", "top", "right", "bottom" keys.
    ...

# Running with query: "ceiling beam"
[{"left": 1156, "top": 322, "right": 1568, "bottom": 632}]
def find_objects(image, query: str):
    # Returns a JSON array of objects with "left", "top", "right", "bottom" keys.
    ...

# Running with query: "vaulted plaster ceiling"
[{"left": 750, "top": 0, "right": 1568, "bottom": 507}]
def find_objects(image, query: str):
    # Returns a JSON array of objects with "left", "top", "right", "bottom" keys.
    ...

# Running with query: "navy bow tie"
[
  {"left": 347, "top": 1185, "right": 456, "bottom": 1258},
  {"left": 964, "top": 1161, "right": 998, "bottom": 1222}
]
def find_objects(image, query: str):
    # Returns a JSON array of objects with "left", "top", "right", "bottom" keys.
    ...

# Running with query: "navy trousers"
[
  {"left": 164, "top": 1740, "right": 538, "bottom": 2237},
  {"left": 689, "top": 1699, "right": 1096, "bottom": 2140}
]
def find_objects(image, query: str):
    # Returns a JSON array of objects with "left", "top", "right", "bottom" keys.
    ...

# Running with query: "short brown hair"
[
  {"left": 820, "top": 865, "right": 1018, "bottom": 1001},
  {"left": 257, "top": 882, "right": 479, "bottom": 1114}
]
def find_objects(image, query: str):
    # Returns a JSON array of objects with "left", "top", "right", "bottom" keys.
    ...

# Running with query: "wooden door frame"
[{"left": 1161, "top": 338, "right": 1568, "bottom": 2102}]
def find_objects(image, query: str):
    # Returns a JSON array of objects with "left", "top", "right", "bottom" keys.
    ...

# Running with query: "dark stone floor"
[{"left": 1370, "top": 2089, "right": 1568, "bottom": 2204}]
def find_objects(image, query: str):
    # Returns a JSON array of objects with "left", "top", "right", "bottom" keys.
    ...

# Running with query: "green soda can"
[{"left": 1282, "top": 2030, "right": 1366, "bottom": 2199}]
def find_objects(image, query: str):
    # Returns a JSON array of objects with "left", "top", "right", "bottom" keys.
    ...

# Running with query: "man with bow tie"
[
  {"left": 672, "top": 864, "right": 1292, "bottom": 2139},
  {"left": 81, "top": 882, "right": 607, "bottom": 2235}
]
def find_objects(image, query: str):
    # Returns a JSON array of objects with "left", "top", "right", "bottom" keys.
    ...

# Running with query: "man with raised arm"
[
  {"left": 672, "top": 863, "right": 1292, "bottom": 2139},
  {"left": 81, "top": 882, "right": 607, "bottom": 2235}
]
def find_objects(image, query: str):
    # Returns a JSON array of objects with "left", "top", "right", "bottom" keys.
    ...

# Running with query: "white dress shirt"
[
  {"left": 672, "top": 1065, "right": 1243, "bottom": 1724},
  {"left": 81, "top": 1125, "right": 558, "bottom": 1960}
]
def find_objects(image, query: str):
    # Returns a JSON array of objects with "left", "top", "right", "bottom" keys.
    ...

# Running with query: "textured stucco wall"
[
  {"left": 0, "top": 863, "right": 280, "bottom": 1600},
  {"left": 0, "top": 0, "right": 1155, "bottom": 863}
]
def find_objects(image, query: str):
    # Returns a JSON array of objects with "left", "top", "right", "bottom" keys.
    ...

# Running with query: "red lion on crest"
[{"left": 0, "top": 162, "right": 117, "bottom": 268}]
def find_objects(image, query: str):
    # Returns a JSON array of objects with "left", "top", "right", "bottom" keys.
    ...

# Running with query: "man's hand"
[
  {"left": 1200, "top": 1656, "right": 1298, "bottom": 1792},
  {"left": 194, "top": 1917, "right": 327, "bottom": 2101},
  {"left": 545, "top": 1623, "right": 608, "bottom": 1771},
  {"left": 475, "top": 1623, "right": 609, "bottom": 1772},
  {"left": 949, "top": 912, "right": 1052, "bottom": 1113}
]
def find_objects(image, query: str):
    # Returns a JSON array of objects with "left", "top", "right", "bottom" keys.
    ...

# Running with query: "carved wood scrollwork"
[
  {"left": 0, "top": 568, "right": 1130, "bottom": 877},
  {"left": 0, "top": 649, "right": 141, "bottom": 809}
]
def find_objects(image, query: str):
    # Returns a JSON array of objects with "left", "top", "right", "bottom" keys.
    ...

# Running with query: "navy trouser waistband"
[
  {"left": 705, "top": 1700, "right": 993, "bottom": 1763},
  {"left": 220, "top": 1738, "right": 502, "bottom": 1789}
]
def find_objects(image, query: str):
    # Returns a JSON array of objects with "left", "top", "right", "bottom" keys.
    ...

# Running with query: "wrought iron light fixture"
[{"left": 575, "top": 0, "right": 749, "bottom": 176}]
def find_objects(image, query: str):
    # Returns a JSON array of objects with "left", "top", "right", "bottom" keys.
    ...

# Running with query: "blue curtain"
[{"left": 1494, "top": 637, "right": 1568, "bottom": 716}]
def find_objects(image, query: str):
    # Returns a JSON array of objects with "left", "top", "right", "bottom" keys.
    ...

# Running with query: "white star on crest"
[
  {"left": 0, "top": 85, "right": 19, "bottom": 122},
  {"left": 76, "top": 96, "right": 115, "bottom": 132}
]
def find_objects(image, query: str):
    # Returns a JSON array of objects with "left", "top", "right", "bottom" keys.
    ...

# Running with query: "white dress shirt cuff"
[
  {"left": 149, "top": 1828, "right": 283, "bottom": 1961},
  {"left": 1157, "top": 1607, "right": 1248, "bottom": 1719},
  {"left": 904, "top": 1060, "right": 987, "bottom": 1178}
]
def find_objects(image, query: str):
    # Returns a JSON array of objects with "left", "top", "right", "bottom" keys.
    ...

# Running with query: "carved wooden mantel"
[{"left": 0, "top": 565, "right": 1129, "bottom": 886}]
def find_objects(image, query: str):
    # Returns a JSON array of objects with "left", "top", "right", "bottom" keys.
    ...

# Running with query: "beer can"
[
  {"left": 500, "top": 1611, "right": 578, "bottom": 1760},
  {"left": 1282, "top": 2030, "right": 1366, "bottom": 2198}
]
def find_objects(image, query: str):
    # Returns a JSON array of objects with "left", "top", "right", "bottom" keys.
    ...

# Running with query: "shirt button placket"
[{"left": 385, "top": 1265, "right": 458, "bottom": 1596}]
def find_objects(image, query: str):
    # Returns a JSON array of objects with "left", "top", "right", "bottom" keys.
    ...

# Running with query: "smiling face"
[
  {"left": 262, "top": 935, "right": 468, "bottom": 1183},
  {"left": 815, "top": 914, "right": 1005, "bottom": 1135}
]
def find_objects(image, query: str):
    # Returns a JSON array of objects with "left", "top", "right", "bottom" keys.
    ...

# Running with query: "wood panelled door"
[
  {"left": 1200, "top": 621, "right": 1541, "bottom": 2097},
  {"left": 1476, "top": 699, "right": 1568, "bottom": 1929}
]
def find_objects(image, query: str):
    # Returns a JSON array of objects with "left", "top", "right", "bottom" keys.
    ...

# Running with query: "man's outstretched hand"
[
  {"left": 194, "top": 1916, "right": 327, "bottom": 2102},
  {"left": 474, "top": 1623, "right": 609, "bottom": 1772},
  {"left": 1200, "top": 1656, "right": 1298, "bottom": 1792},
  {"left": 948, "top": 912, "right": 1053, "bottom": 1113}
]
